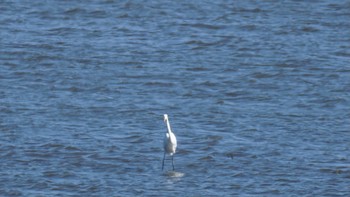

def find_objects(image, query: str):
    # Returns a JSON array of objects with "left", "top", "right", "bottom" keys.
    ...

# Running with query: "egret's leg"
[
  {"left": 171, "top": 155, "right": 175, "bottom": 171},
  {"left": 162, "top": 152, "right": 166, "bottom": 171}
]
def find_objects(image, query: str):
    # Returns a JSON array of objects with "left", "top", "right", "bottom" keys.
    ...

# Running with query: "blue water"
[{"left": 1, "top": 0, "right": 350, "bottom": 196}]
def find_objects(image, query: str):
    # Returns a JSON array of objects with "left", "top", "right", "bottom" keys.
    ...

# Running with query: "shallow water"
[{"left": 1, "top": 0, "right": 350, "bottom": 196}]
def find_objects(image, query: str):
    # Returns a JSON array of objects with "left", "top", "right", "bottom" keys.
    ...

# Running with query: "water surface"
[{"left": 1, "top": 0, "right": 350, "bottom": 196}]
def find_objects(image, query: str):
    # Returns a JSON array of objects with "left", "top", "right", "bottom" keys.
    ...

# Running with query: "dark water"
[{"left": 1, "top": 0, "right": 350, "bottom": 196}]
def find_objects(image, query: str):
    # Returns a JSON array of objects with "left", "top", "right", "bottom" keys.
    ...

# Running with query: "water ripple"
[{"left": 1, "top": 0, "right": 349, "bottom": 196}]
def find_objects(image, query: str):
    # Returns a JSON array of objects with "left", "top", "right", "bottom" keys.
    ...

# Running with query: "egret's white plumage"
[{"left": 162, "top": 114, "right": 177, "bottom": 171}]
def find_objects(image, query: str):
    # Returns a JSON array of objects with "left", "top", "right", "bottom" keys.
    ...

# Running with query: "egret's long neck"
[{"left": 166, "top": 119, "right": 172, "bottom": 134}]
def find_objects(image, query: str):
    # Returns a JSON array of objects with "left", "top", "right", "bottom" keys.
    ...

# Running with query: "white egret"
[{"left": 162, "top": 114, "right": 177, "bottom": 171}]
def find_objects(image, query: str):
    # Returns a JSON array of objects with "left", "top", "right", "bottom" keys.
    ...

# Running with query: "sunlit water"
[{"left": 1, "top": 0, "right": 350, "bottom": 196}]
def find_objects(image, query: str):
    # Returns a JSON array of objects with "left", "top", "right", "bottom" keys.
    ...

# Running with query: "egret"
[{"left": 162, "top": 114, "right": 177, "bottom": 171}]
